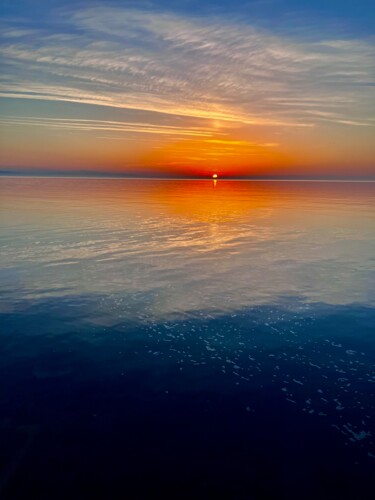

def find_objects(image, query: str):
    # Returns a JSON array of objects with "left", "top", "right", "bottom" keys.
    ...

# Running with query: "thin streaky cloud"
[
  {"left": 1, "top": 6, "right": 374, "bottom": 128},
  {"left": 0, "top": 117, "right": 215, "bottom": 137}
]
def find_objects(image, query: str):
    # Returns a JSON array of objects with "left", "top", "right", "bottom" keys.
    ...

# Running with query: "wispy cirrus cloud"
[
  {"left": 0, "top": 116, "right": 215, "bottom": 138},
  {"left": 1, "top": 5, "right": 374, "bottom": 129}
]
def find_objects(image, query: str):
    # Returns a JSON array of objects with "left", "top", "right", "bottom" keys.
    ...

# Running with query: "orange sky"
[{"left": 0, "top": 4, "right": 374, "bottom": 178}]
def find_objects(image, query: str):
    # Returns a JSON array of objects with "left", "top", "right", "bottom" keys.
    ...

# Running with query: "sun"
[{"left": 212, "top": 173, "right": 218, "bottom": 179}]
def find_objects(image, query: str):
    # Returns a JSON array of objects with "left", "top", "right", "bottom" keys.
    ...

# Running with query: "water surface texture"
[{"left": 0, "top": 179, "right": 374, "bottom": 499}]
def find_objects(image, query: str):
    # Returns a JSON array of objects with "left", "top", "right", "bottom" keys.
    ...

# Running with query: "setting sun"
[{"left": 212, "top": 173, "right": 218, "bottom": 179}]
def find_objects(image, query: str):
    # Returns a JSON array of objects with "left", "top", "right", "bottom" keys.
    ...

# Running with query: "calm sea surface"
[{"left": 0, "top": 178, "right": 374, "bottom": 498}]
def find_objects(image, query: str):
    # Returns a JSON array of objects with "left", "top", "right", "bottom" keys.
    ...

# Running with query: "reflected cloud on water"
[{"left": 0, "top": 179, "right": 374, "bottom": 320}]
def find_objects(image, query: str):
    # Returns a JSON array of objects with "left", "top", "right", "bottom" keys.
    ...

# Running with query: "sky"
[{"left": 0, "top": 0, "right": 374, "bottom": 178}]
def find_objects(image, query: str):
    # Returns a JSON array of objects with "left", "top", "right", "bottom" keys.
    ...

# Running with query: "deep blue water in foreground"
[{"left": 0, "top": 179, "right": 374, "bottom": 499}]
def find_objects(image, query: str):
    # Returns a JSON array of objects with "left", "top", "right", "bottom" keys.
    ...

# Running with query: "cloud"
[
  {"left": 0, "top": 116, "right": 215, "bottom": 137},
  {"left": 0, "top": 4, "right": 374, "bottom": 132}
]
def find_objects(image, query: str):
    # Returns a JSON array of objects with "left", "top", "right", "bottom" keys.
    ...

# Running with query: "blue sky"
[{"left": 2, "top": 0, "right": 374, "bottom": 34}]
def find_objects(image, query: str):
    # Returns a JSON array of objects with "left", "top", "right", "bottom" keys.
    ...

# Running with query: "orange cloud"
[{"left": 141, "top": 136, "right": 293, "bottom": 177}]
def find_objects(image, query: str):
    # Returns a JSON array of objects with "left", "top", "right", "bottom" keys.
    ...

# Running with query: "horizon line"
[{"left": 0, "top": 174, "right": 374, "bottom": 183}]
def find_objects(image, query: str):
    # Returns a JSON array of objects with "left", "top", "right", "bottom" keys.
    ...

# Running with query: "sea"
[{"left": 0, "top": 178, "right": 374, "bottom": 499}]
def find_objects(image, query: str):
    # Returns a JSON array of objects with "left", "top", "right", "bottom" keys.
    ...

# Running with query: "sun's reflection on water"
[{"left": 1, "top": 178, "right": 374, "bottom": 319}]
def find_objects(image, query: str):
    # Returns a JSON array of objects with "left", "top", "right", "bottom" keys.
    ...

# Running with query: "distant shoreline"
[{"left": 0, "top": 174, "right": 374, "bottom": 182}]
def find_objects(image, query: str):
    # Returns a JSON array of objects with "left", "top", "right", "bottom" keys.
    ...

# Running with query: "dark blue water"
[{"left": 0, "top": 179, "right": 374, "bottom": 498}]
